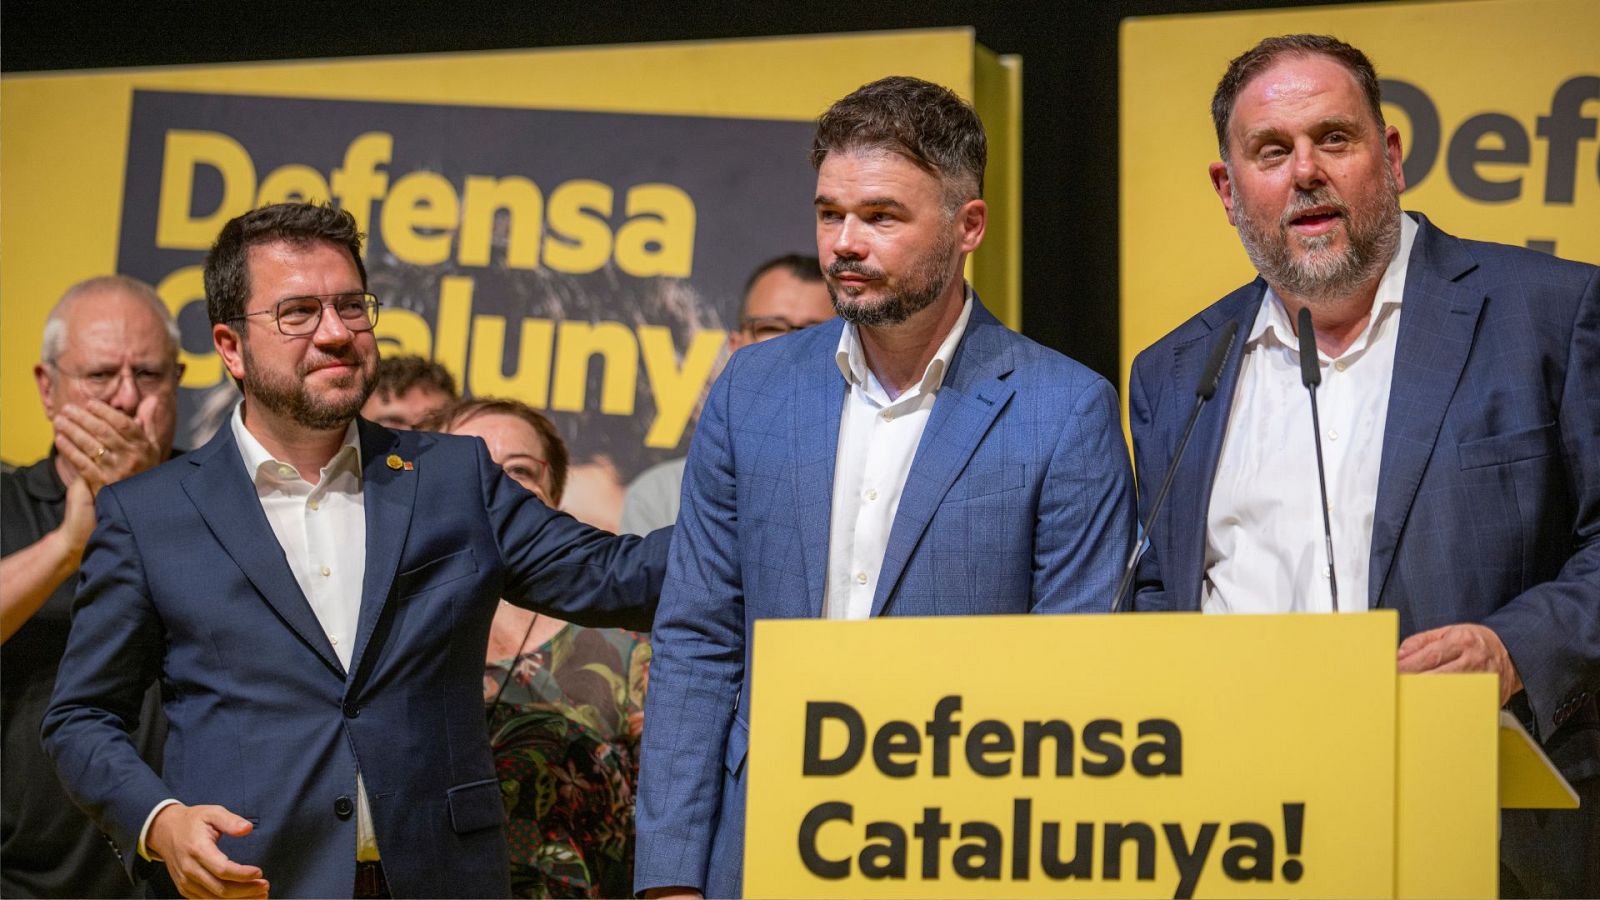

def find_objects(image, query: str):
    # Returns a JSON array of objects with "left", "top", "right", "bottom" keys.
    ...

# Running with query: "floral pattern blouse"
[{"left": 484, "top": 624, "right": 651, "bottom": 899}]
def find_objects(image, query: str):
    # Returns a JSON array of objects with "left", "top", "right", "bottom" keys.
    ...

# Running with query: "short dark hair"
[
  {"left": 741, "top": 254, "right": 823, "bottom": 300},
  {"left": 204, "top": 202, "right": 368, "bottom": 327},
  {"left": 428, "top": 397, "right": 570, "bottom": 506},
  {"left": 371, "top": 354, "right": 458, "bottom": 402},
  {"left": 1212, "top": 34, "right": 1385, "bottom": 158},
  {"left": 811, "top": 75, "right": 986, "bottom": 206}
]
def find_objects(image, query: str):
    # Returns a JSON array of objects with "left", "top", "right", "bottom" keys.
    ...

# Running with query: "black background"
[{"left": 2, "top": 0, "right": 1367, "bottom": 388}]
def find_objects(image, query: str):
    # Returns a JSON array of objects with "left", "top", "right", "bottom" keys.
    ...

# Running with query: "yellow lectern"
[{"left": 743, "top": 612, "right": 1573, "bottom": 899}]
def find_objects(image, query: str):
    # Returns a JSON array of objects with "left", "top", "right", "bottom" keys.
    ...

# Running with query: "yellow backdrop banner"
[{"left": 1, "top": 31, "right": 1020, "bottom": 533}]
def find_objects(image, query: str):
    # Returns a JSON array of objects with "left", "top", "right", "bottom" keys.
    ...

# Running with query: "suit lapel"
[
  {"left": 1161, "top": 287, "right": 1260, "bottom": 609},
  {"left": 349, "top": 421, "right": 417, "bottom": 680},
  {"left": 1369, "top": 216, "right": 1484, "bottom": 608},
  {"left": 181, "top": 425, "right": 344, "bottom": 677},
  {"left": 870, "top": 304, "right": 1014, "bottom": 617},
  {"left": 793, "top": 324, "right": 848, "bottom": 616}
]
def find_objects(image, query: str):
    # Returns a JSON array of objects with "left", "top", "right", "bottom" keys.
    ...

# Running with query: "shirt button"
[
  {"left": 1334, "top": 360, "right": 1348, "bottom": 372},
  {"left": 1327, "top": 429, "right": 1340, "bottom": 441},
  {"left": 865, "top": 488, "right": 878, "bottom": 501},
  {"left": 1321, "top": 569, "right": 1331, "bottom": 579},
  {"left": 321, "top": 565, "right": 332, "bottom": 577},
  {"left": 855, "top": 572, "right": 868, "bottom": 585},
  {"left": 330, "top": 634, "right": 339, "bottom": 646},
  {"left": 882, "top": 411, "right": 894, "bottom": 422},
  {"left": 309, "top": 499, "right": 319, "bottom": 511}
]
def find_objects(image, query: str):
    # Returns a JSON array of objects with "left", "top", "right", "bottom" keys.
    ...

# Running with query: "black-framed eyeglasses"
[{"left": 228, "top": 292, "right": 381, "bottom": 336}]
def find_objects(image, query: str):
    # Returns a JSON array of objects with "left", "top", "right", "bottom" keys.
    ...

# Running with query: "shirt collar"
[
  {"left": 230, "top": 403, "right": 363, "bottom": 485},
  {"left": 835, "top": 286, "right": 975, "bottom": 397},
  {"left": 1249, "top": 212, "right": 1419, "bottom": 353}
]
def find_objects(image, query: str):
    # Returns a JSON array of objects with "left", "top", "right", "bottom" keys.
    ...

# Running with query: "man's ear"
[
  {"left": 1385, "top": 125, "right": 1407, "bottom": 194},
  {"left": 213, "top": 324, "right": 248, "bottom": 383},
  {"left": 34, "top": 363, "right": 57, "bottom": 419},
  {"left": 1209, "top": 161, "right": 1238, "bottom": 226},
  {"left": 956, "top": 198, "right": 987, "bottom": 254}
]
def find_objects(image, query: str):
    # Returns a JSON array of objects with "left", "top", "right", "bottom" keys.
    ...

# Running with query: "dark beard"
[
  {"left": 1232, "top": 168, "right": 1402, "bottom": 303},
  {"left": 241, "top": 339, "right": 374, "bottom": 431},
  {"left": 827, "top": 228, "right": 959, "bottom": 328}
]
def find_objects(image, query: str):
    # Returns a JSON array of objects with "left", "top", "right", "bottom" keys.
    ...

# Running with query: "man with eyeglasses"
[
  {"left": 620, "top": 253, "right": 834, "bottom": 534},
  {"left": 43, "top": 202, "right": 670, "bottom": 899},
  {"left": 1, "top": 275, "right": 180, "bottom": 898}
]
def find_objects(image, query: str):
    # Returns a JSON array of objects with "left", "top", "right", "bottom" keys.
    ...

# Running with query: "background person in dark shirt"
[{"left": 1, "top": 274, "right": 181, "bottom": 897}]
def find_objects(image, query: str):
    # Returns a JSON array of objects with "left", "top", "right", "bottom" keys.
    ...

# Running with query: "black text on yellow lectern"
[{"left": 745, "top": 612, "right": 1573, "bottom": 898}]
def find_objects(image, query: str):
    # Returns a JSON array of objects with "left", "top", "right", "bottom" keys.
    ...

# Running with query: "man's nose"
[
  {"left": 1290, "top": 141, "right": 1327, "bottom": 190},
  {"left": 832, "top": 217, "right": 867, "bottom": 259},
  {"left": 311, "top": 303, "right": 354, "bottom": 346},
  {"left": 107, "top": 367, "right": 140, "bottom": 414}
]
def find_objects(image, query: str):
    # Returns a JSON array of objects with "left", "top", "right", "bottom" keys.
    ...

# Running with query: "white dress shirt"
[
  {"left": 140, "top": 406, "right": 380, "bottom": 862},
  {"left": 1203, "top": 214, "right": 1417, "bottom": 614},
  {"left": 822, "top": 293, "right": 974, "bottom": 620}
]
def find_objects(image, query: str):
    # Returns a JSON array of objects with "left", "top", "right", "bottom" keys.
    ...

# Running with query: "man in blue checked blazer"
[
  {"left": 634, "top": 77, "right": 1136, "bottom": 899},
  {"left": 1130, "top": 35, "right": 1599, "bottom": 895}
]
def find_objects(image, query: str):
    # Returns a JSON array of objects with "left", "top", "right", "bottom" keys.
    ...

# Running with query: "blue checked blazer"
[
  {"left": 1129, "top": 213, "right": 1600, "bottom": 779},
  {"left": 42, "top": 421, "right": 669, "bottom": 898},
  {"left": 634, "top": 298, "right": 1136, "bottom": 897}
]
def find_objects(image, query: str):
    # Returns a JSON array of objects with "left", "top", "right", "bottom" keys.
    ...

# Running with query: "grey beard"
[{"left": 1233, "top": 174, "right": 1403, "bottom": 304}]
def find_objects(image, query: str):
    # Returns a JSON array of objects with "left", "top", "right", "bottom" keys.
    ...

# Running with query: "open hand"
[{"left": 147, "top": 803, "right": 269, "bottom": 899}]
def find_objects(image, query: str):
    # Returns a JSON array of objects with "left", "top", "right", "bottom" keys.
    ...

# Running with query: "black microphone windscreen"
[
  {"left": 1297, "top": 307, "right": 1321, "bottom": 388},
  {"left": 1196, "top": 320, "right": 1239, "bottom": 401}
]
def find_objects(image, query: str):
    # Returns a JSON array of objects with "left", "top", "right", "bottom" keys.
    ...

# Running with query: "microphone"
[
  {"left": 1111, "top": 319, "right": 1239, "bottom": 613},
  {"left": 1297, "top": 307, "right": 1339, "bottom": 612}
]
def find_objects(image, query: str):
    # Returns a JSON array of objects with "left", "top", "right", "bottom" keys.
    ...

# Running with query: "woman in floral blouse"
[{"left": 437, "top": 398, "right": 650, "bottom": 899}]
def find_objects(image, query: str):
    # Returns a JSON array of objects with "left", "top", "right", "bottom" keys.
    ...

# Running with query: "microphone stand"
[
  {"left": 1297, "top": 307, "right": 1339, "bottom": 612},
  {"left": 1111, "top": 320, "right": 1239, "bottom": 614}
]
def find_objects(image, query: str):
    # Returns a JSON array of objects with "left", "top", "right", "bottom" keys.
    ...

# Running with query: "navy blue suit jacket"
[
  {"left": 634, "top": 300, "right": 1136, "bottom": 897},
  {"left": 1129, "top": 214, "right": 1600, "bottom": 777},
  {"left": 42, "top": 419, "right": 670, "bottom": 898}
]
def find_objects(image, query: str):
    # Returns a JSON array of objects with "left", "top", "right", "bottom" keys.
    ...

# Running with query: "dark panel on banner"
[{"left": 117, "top": 89, "right": 818, "bottom": 486}]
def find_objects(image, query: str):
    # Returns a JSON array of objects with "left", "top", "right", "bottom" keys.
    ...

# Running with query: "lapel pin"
[{"left": 386, "top": 454, "right": 409, "bottom": 471}]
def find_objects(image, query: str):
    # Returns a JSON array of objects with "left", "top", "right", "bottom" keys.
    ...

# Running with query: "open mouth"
[{"left": 1287, "top": 207, "right": 1342, "bottom": 232}]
